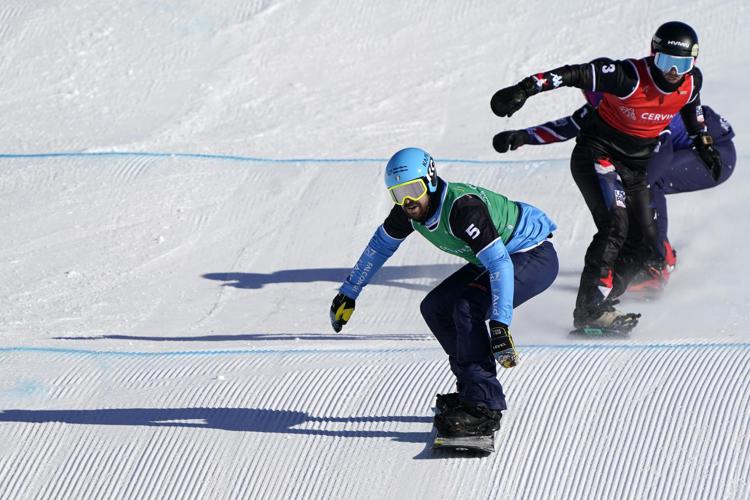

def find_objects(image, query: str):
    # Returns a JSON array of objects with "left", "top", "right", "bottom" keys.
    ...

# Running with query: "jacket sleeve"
[
  {"left": 476, "top": 239, "right": 514, "bottom": 326},
  {"left": 517, "top": 58, "right": 639, "bottom": 98},
  {"left": 524, "top": 104, "right": 595, "bottom": 145},
  {"left": 449, "top": 196, "right": 514, "bottom": 325},
  {"left": 679, "top": 66, "right": 704, "bottom": 136},
  {"left": 339, "top": 206, "right": 412, "bottom": 299}
]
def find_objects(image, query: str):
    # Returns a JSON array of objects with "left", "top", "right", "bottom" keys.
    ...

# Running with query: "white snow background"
[{"left": 0, "top": 1, "right": 748, "bottom": 499}]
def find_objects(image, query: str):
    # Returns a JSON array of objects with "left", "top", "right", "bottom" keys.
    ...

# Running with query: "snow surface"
[{"left": 0, "top": 1, "right": 748, "bottom": 498}]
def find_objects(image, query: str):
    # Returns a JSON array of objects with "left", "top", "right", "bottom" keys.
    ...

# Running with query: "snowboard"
[
  {"left": 432, "top": 431, "right": 495, "bottom": 454},
  {"left": 569, "top": 326, "right": 633, "bottom": 337},
  {"left": 569, "top": 312, "right": 641, "bottom": 337}
]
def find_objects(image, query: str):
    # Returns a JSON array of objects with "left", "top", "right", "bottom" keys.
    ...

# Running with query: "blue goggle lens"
[{"left": 654, "top": 52, "right": 694, "bottom": 75}]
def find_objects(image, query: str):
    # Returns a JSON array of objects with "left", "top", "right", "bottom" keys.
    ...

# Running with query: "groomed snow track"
[
  {"left": 1, "top": 342, "right": 748, "bottom": 499},
  {"left": 1, "top": 0, "right": 749, "bottom": 497}
]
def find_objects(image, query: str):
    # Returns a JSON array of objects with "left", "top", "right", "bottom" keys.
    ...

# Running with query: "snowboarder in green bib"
[{"left": 329, "top": 147, "right": 558, "bottom": 437}]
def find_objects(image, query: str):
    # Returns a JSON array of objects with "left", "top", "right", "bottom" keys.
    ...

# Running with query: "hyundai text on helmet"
[{"left": 651, "top": 21, "right": 699, "bottom": 58}]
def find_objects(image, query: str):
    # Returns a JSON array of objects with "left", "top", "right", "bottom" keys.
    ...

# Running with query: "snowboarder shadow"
[
  {"left": 0, "top": 407, "right": 433, "bottom": 444},
  {"left": 203, "top": 263, "right": 462, "bottom": 292}
]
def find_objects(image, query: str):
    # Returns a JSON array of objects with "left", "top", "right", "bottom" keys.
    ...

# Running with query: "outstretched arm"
[
  {"left": 493, "top": 103, "right": 595, "bottom": 153},
  {"left": 491, "top": 58, "right": 638, "bottom": 117},
  {"left": 330, "top": 206, "right": 412, "bottom": 332}
]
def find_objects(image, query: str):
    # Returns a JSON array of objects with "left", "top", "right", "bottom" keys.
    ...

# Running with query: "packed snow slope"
[{"left": 0, "top": 1, "right": 748, "bottom": 499}]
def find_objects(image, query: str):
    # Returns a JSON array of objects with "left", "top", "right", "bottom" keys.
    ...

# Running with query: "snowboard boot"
[
  {"left": 434, "top": 403, "right": 502, "bottom": 437},
  {"left": 628, "top": 259, "right": 670, "bottom": 292},
  {"left": 573, "top": 299, "right": 640, "bottom": 331},
  {"left": 628, "top": 240, "right": 676, "bottom": 291},
  {"left": 664, "top": 240, "right": 677, "bottom": 272},
  {"left": 435, "top": 392, "right": 460, "bottom": 414}
]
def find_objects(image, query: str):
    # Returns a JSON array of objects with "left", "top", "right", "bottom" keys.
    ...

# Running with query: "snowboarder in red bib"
[
  {"left": 492, "top": 92, "right": 735, "bottom": 297},
  {"left": 490, "top": 21, "right": 721, "bottom": 331}
]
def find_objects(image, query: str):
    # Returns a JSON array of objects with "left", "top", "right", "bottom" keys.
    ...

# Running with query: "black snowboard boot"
[
  {"left": 435, "top": 392, "right": 460, "bottom": 414},
  {"left": 434, "top": 403, "right": 502, "bottom": 437}
]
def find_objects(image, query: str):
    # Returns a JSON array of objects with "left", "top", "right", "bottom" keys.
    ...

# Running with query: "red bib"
[{"left": 597, "top": 58, "right": 693, "bottom": 138}]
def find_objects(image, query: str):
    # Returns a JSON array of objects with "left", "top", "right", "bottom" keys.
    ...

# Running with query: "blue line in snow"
[
  {"left": 0, "top": 342, "right": 748, "bottom": 358},
  {"left": 0, "top": 150, "right": 562, "bottom": 165}
]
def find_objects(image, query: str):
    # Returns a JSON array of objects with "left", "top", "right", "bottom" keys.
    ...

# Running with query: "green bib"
[{"left": 411, "top": 182, "right": 519, "bottom": 265}]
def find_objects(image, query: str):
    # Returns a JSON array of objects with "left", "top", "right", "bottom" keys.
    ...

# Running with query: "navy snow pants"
[
  {"left": 648, "top": 137, "right": 737, "bottom": 243},
  {"left": 419, "top": 241, "right": 559, "bottom": 410}
]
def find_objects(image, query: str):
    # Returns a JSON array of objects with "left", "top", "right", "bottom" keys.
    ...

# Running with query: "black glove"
[
  {"left": 692, "top": 132, "right": 722, "bottom": 182},
  {"left": 493, "top": 130, "right": 530, "bottom": 153},
  {"left": 329, "top": 292, "right": 355, "bottom": 332},
  {"left": 491, "top": 83, "right": 528, "bottom": 117},
  {"left": 491, "top": 78, "right": 538, "bottom": 117},
  {"left": 489, "top": 320, "right": 518, "bottom": 368}
]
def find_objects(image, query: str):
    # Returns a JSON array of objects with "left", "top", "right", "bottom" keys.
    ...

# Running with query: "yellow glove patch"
[{"left": 334, "top": 302, "right": 353, "bottom": 322}]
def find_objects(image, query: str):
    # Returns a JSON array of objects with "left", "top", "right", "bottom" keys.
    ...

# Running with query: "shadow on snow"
[
  {"left": 202, "top": 264, "right": 463, "bottom": 291},
  {"left": 0, "top": 407, "right": 434, "bottom": 443}
]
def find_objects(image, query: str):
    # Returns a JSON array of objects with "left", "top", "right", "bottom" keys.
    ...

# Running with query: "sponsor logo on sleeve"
[
  {"left": 615, "top": 189, "right": 626, "bottom": 208},
  {"left": 533, "top": 74, "right": 548, "bottom": 90}
]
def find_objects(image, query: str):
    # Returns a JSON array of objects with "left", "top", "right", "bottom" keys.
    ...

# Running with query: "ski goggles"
[
  {"left": 653, "top": 52, "right": 694, "bottom": 75},
  {"left": 388, "top": 178, "right": 428, "bottom": 205}
]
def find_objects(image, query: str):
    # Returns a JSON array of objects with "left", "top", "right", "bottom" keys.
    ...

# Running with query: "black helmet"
[{"left": 651, "top": 21, "right": 699, "bottom": 58}]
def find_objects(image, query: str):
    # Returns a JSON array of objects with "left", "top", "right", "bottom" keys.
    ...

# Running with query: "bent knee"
[{"left": 420, "top": 293, "right": 442, "bottom": 321}]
